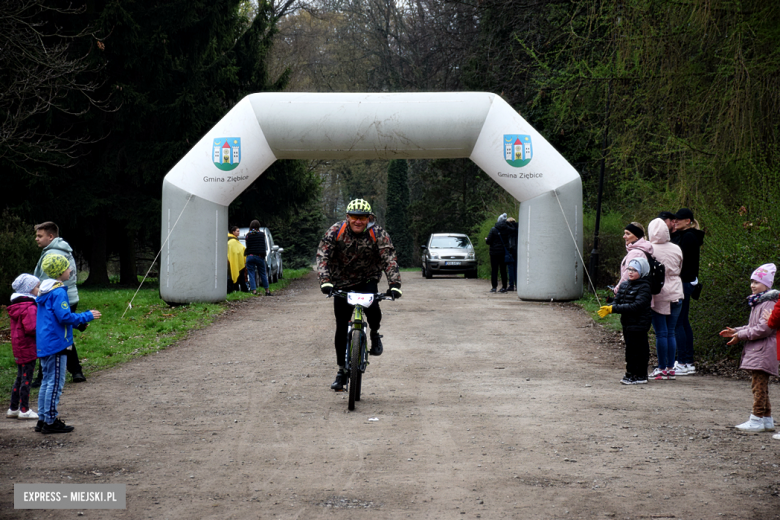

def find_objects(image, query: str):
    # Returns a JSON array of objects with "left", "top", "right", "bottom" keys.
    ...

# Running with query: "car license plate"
[{"left": 445, "top": 261, "right": 461, "bottom": 266}]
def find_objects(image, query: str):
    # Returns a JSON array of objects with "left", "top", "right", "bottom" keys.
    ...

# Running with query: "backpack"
[{"left": 643, "top": 251, "right": 666, "bottom": 295}]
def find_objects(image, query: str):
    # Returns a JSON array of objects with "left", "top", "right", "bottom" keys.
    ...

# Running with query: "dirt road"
[{"left": 2, "top": 272, "right": 779, "bottom": 519}]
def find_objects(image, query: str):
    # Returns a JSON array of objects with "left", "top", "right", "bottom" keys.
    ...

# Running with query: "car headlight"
[
  {"left": 467, "top": 252, "right": 475, "bottom": 259},
  {"left": 431, "top": 254, "right": 439, "bottom": 260}
]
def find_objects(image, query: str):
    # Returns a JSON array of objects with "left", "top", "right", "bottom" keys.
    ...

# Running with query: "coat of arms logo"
[
  {"left": 503, "top": 134, "right": 533, "bottom": 167},
  {"left": 213, "top": 138, "right": 241, "bottom": 171}
]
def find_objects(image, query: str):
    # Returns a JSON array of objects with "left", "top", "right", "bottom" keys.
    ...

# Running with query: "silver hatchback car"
[{"left": 421, "top": 233, "right": 478, "bottom": 279}]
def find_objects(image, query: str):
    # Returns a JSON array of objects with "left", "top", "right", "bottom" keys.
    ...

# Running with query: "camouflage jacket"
[{"left": 316, "top": 221, "right": 401, "bottom": 288}]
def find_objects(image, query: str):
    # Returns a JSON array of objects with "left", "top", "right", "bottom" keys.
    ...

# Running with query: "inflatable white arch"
[{"left": 160, "top": 92, "right": 582, "bottom": 303}]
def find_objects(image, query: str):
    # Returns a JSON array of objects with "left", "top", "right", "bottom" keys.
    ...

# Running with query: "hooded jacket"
[
  {"left": 612, "top": 276, "right": 653, "bottom": 332},
  {"left": 486, "top": 215, "right": 513, "bottom": 257},
  {"left": 36, "top": 280, "right": 94, "bottom": 358},
  {"left": 615, "top": 238, "right": 654, "bottom": 293},
  {"left": 8, "top": 296, "right": 37, "bottom": 364},
  {"left": 33, "top": 237, "right": 79, "bottom": 305},
  {"left": 227, "top": 233, "right": 246, "bottom": 283},
  {"left": 737, "top": 290, "right": 779, "bottom": 376},
  {"left": 647, "top": 219, "right": 684, "bottom": 315},
  {"left": 670, "top": 227, "right": 705, "bottom": 283}
]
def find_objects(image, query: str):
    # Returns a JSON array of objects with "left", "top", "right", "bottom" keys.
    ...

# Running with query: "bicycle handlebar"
[{"left": 328, "top": 289, "right": 395, "bottom": 302}]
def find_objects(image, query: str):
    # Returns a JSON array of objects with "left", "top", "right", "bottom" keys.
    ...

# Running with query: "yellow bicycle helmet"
[{"left": 345, "top": 198, "right": 372, "bottom": 215}]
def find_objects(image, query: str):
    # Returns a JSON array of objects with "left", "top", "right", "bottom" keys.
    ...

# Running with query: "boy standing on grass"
[{"left": 35, "top": 254, "right": 101, "bottom": 434}]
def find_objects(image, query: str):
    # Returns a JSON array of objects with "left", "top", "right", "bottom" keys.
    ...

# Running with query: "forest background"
[{"left": 1, "top": 0, "right": 778, "bottom": 362}]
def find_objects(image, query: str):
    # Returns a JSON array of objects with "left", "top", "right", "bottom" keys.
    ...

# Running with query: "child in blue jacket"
[{"left": 36, "top": 254, "right": 101, "bottom": 434}]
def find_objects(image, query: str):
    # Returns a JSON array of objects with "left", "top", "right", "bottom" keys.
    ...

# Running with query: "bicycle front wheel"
[{"left": 348, "top": 329, "right": 362, "bottom": 411}]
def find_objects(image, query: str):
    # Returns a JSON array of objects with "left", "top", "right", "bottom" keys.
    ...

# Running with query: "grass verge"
[
  {"left": 0, "top": 268, "right": 311, "bottom": 396},
  {"left": 573, "top": 289, "right": 623, "bottom": 333}
]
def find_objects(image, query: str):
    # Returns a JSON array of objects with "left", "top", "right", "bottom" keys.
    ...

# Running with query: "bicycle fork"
[{"left": 345, "top": 308, "right": 369, "bottom": 374}]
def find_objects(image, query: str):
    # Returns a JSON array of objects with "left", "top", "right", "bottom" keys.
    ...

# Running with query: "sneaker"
[
  {"left": 685, "top": 363, "right": 696, "bottom": 375},
  {"left": 653, "top": 370, "right": 668, "bottom": 381},
  {"left": 764, "top": 417, "right": 775, "bottom": 432},
  {"left": 666, "top": 370, "right": 676, "bottom": 380},
  {"left": 507, "top": 286, "right": 515, "bottom": 292},
  {"left": 498, "top": 287, "right": 508, "bottom": 293},
  {"left": 620, "top": 376, "right": 634, "bottom": 385},
  {"left": 773, "top": 433, "right": 780, "bottom": 440},
  {"left": 649, "top": 367, "right": 664, "bottom": 378},
  {"left": 673, "top": 361, "right": 689, "bottom": 376},
  {"left": 489, "top": 288, "right": 497, "bottom": 293},
  {"left": 71, "top": 372, "right": 87, "bottom": 383},
  {"left": 6, "top": 408, "right": 19, "bottom": 418},
  {"left": 369, "top": 332, "right": 383, "bottom": 356},
  {"left": 330, "top": 369, "right": 348, "bottom": 391},
  {"left": 265, "top": 291, "right": 274, "bottom": 296},
  {"left": 35, "top": 419, "right": 44, "bottom": 432},
  {"left": 17, "top": 409, "right": 38, "bottom": 420},
  {"left": 736, "top": 414, "right": 766, "bottom": 432},
  {"left": 42, "top": 418, "right": 75, "bottom": 434},
  {"left": 633, "top": 376, "right": 648, "bottom": 385}
]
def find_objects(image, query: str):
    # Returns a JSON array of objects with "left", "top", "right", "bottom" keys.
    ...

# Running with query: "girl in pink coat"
[
  {"left": 6, "top": 274, "right": 40, "bottom": 420},
  {"left": 720, "top": 263, "right": 778, "bottom": 433}
]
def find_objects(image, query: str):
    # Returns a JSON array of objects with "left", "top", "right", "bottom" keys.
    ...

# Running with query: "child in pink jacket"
[
  {"left": 720, "top": 263, "right": 778, "bottom": 433},
  {"left": 6, "top": 274, "right": 40, "bottom": 420}
]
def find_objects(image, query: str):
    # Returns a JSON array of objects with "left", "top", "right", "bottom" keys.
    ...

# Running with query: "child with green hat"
[{"left": 35, "top": 254, "right": 101, "bottom": 434}]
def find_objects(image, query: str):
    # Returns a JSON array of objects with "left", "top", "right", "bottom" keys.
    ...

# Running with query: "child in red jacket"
[
  {"left": 6, "top": 274, "right": 40, "bottom": 420},
  {"left": 762, "top": 287, "right": 780, "bottom": 440}
]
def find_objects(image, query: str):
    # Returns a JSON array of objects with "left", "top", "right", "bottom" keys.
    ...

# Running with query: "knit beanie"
[
  {"left": 628, "top": 257, "right": 650, "bottom": 278},
  {"left": 12, "top": 274, "right": 40, "bottom": 297},
  {"left": 751, "top": 263, "right": 776, "bottom": 289},
  {"left": 42, "top": 254, "right": 70, "bottom": 279},
  {"left": 624, "top": 223, "right": 644, "bottom": 240}
]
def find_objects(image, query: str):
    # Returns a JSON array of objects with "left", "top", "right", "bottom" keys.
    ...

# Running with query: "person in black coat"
[
  {"left": 485, "top": 213, "right": 511, "bottom": 293},
  {"left": 670, "top": 208, "right": 705, "bottom": 374},
  {"left": 599, "top": 257, "right": 653, "bottom": 384}
]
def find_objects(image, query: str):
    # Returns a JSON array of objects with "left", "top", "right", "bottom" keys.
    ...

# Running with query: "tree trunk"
[
  {"left": 83, "top": 217, "right": 110, "bottom": 286},
  {"left": 119, "top": 226, "right": 137, "bottom": 285}
]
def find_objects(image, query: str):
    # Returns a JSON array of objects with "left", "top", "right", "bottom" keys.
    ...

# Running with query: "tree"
[
  {"left": 0, "top": 0, "right": 107, "bottom": 170},
  {"left": 385, "top": 159, "right": 413, "bottom": 267}
]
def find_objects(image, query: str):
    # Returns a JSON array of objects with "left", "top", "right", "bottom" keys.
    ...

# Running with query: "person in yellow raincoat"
[{"left": 227, "top": 226, "right": 246, "bottom": 293}]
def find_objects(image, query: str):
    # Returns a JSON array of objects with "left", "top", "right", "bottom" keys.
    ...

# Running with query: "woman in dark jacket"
[
  {"left": 599, "top": 257, "right": 653, "bottom": 384},
  {"left": 670, "top": 208, "right": 705, "bottom": 375}
]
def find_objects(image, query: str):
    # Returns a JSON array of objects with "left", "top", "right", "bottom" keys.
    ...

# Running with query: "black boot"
[
  {"left": 369, "top": 331, "right": 383, "bottom": 356},
  {"left": 330, "top": 368, "right": 348, "bottom": 391}
]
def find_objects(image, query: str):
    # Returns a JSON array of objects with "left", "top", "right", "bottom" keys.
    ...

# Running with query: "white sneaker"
[
  {"left": 17, "top": 409, "right": 38, "bottom": 420},
  {"left": 736, "top": 414, "right": 766, "bottom": 432},
  {"left": 685, "top": 363, "right": 696, "bottom": 375},
  {"left": 673, "top": 361, "right": 689, "bottom": 376},
  {"left": 6, "top": 408, "right": 19, "bottom": 418},
  {"left": 773, "top": 433, "right": 780, "bottom": 440},
  {"left": 649, "top": 368, "right": 664, "bottom": 378},
  {"left": 764, "top": 417, "right": 775, "bottom": 432}
]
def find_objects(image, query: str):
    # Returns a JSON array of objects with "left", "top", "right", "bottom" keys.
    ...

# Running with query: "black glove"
[
  {"left": 321, "top": 282, "right": 334, "bottom": 295},
  {"left": 77, "top": 322, "right": 89, "bottom": 332},
  {"left": 386, "top": 284, "right": 402, "bottom": 300}
]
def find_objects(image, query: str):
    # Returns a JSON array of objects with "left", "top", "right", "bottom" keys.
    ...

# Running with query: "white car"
[{"left": 238, "top": 227, "right": 284, "bottom": 283}]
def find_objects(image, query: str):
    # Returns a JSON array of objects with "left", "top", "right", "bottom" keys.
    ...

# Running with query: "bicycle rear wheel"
[{"left": 348, "top": 329, "right": 362, "bottom": 410}]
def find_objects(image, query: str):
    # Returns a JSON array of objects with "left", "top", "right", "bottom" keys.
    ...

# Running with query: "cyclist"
[{"left": 316, "top": 198, "right": 402, "bottom": 391}]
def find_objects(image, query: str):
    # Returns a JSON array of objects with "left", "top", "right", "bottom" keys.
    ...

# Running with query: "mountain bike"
[{"left": 329, "top": 290, "right": 394, "bottom": 411}]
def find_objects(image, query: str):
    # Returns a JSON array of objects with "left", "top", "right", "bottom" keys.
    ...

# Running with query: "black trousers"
[
  {"left": 35, "top": 303, "right": 84, "bottom": 380},
  {"left": 623, "top": 328, "right": 650, "bottom": 379},
  {"left": 333, "top": 280, "right": 381, "bottom": 367},
  {"left": 490, "top": 253, "right": 507, "bottom": 289}
]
